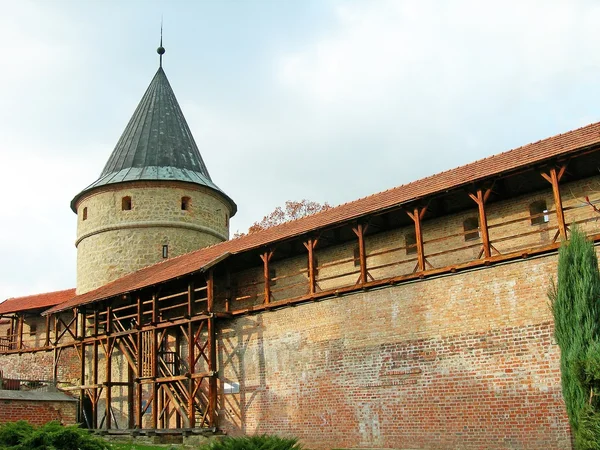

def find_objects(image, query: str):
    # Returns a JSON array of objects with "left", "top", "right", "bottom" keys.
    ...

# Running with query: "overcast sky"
[{"left": 1, "top": 0, "right": 600, "bottom": 300}]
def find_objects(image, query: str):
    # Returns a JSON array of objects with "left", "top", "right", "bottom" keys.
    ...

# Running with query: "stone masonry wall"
[
  {"left": 217, "top": 252, "right": 574, "bottom": 450},
  {"left": 75, "top": 181, "right": 233, "bottom": 294}
]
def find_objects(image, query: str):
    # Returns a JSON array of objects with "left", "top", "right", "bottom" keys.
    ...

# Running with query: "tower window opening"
[
  {"left": 463, "top": 217, "right": 480, "bottom": 241},
  {"left": 530, "top": 200, "right": 549, "bottom": 225},
  {"left": 122, "top": 196, "right": 132, "bottom": 211},
  {"left": 405, "top": 232, "right": 417, "bottom": 255},
  {"left": 181, "top": 196, "right": 190, "bottom": 211},
  {"left": 82, "top": 207, "right": 88, "bottom": 221},
  {"left": 269, "top": 268, "right": 277, "bottom": 286},
  {"left": 162, "top": 245, "right": 168, "bottom": 259},
  {"left": 225, "top": 213, "right": 229, "bottom": 227},
  {"left": 29, "top": 324, "right": 37, "bottom": 336}
]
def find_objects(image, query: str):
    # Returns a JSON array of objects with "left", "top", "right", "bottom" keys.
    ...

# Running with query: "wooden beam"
[
  {"left": 188, "top": 322, "right": 196, "bottom": 429},
  {"left": 469, "top": 189, "right": 492, "bottom": 258},
  {"left": 304, "top": 238, "right": 318, "bottom": 295},
  {"left": 407, "top": 207, "right": 427, "bottom": 272},
  {"left": 542, "top": 167, "right": 567, "bottom": 239},
  {"left": 45, "top": 314, "right": 51, "bottom": 348},
  {"left": 151, "top": 328, "right": 158, "bottom": 429},
  {"left": 80, "top": 341, "right": 86, "bottom": 425},
  {"left": 187, "top": 281, "right": 194, "bottom": 318},
  {"left": 208, "top": 316, "right": 217, "bottom": 429},
  {"left": 352, "top": 224, "right": 368, "bottom": 284},
  {"left": 17, "top": 315, "right": 23, "bottom": 351},
  {"left": 259, "top": 251, "right": 274, "bottom": 305},
  {"left": 105, "top": 336, "right": 112, "bottom": 430},
  {"left": 207, "top": 270, "right": 214, "bottom": 313}
]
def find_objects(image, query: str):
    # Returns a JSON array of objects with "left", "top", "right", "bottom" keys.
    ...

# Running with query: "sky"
[{"left": 1, "top": 0, "right": 600, "bottom": 300}]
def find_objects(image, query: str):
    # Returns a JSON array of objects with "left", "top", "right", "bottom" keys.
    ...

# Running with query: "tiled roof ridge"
[
  {"left": 2, "top": 287, "right": 76, "bottom": 304},
  {"left": 224, "top": 120, "right": 600, "bottom": 242},
  {"left": 45, "top": 119, "right": 600, "bottom": 314}
]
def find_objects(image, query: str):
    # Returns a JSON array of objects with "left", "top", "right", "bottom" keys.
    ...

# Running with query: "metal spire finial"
[{"left": 157, "top": 18, "right": 165, "bottom": 67}]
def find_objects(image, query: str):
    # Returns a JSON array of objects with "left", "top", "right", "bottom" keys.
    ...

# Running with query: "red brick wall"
[
  {"left": 217, "top": 252, "right": 574, "bottom": 450},
  {"left": 0, "top": 399, "right": 77, "bottom": 426}
]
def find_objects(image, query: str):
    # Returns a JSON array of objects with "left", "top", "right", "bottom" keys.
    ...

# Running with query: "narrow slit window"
[
  {"left": 225, "top": 214, "right": 229, "bottom": 227},
  {"left": 29, "top": 324, "right": 37, "bottom": 336},
  {"left": 269, "top": 268, "right": 277, "bottom": 286},
  {"left": 122, "top": 196, "right": 132, "bottom": 211},
  {"left": 405, "top": 232, "right": 417, "bottom": 255},
  {"left": 181, "top": 196, "right": 190, "bottom": 211},
  {"left": 530, "top": 200, "right": 549, "bottom": 225},
  {"left": 463, "top": 217, "right": 480, "bottom": 241},
  {"left": 82, "top": 207, "right": 88, "bottom": 221},
  {"left": 162, "top": 244, "right": 168, "bottom": 259}
]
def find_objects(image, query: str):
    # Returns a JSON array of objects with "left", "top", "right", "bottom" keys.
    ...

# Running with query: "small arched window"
[
  {"left": 530, "top": 200, "right": 549, "bottom": 225},
  {"left": 405, "top": 232, "right": 417, "bottom": 255},
  {"left": 463, "top": 217, "right": 480, "bottom": 241},
  {"left": 82, "top": 207, "right": 88, "bottom": 221},
  {"left": 122, "top": 196, "right": 132, "bottom": 211},
  {"left": 181, "top": 196, "right": 190, "bottom": 211}
]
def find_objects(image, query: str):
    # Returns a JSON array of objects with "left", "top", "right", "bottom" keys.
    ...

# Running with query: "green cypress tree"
[{"left": 550, "top": 228, "right": 600, "bottom": 448}]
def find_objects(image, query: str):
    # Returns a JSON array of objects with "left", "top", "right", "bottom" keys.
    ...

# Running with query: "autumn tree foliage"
[{"left": 234, "top": 200, "right": 332, "bottom": 238}]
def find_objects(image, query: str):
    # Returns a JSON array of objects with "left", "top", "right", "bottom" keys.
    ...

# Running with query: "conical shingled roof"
[{"left": 71, "top": 67, "right": 236, "bottom": 213}]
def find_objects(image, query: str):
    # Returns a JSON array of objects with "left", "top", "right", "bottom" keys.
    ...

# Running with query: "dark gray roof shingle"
[{"left": 71, "top": 67, "right": 235, "bottom": 213}]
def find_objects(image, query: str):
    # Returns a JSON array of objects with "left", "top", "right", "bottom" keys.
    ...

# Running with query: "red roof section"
[
  {"left": 0, "top": 289, "right": 77, "bottom": 315},
  {"left": 47, "top": 120, "right": 600, "bottom": 314}
]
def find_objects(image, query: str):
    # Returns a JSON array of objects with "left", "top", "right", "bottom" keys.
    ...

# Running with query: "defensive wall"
[{"left": 1, "top": 162, "right": 599, "bottom": 448}]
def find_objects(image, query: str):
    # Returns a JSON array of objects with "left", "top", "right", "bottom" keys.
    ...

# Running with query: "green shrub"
[
  {"left": 0, "top": 421, "right": 108, "bottom": 450},
  {"left": 202, "top": 434, "right": 302, "bottom": 450}
]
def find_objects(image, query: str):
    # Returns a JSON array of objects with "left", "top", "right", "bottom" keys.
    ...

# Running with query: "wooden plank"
[
  {"left": 259, "top": 251, "right": 274, "bottom": 305},
  {"left": 352, "top": 224, "right": 368, "bottom": 284},
  {"left": 208, "top": 316, "right": 217, "bottom": 428},
  {"left": 407, "top": 207, "right": 426, "bottom": 272}
]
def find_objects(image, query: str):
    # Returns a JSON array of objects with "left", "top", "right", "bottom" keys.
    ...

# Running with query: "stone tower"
[{"left": 72, "top": 49, "right": 236, "bottom": 294}]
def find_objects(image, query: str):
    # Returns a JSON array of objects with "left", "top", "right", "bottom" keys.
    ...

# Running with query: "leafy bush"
[
  {"left": 0, "top": 421, "right": 35, "bottom": 447},
  {"left": 202, "top": 434, "right": 302, "bottom": 450},
  {"left": 0, "top": 421, "right": 108, "bottom": 450}
]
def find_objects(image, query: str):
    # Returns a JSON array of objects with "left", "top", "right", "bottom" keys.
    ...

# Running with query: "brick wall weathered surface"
[
  {"left": 0, "top": 398, "right": 77, "bottom": 426},
  {"left": 217, "top": 252, "right": 573, "bottom": 450}
]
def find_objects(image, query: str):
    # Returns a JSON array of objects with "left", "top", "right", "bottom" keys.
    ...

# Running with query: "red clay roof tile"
[
  {"left": 0, "top": 289, "right": 77, "bottom": 315},
  {"left": 47, "top": 121, "right": 600, "bottom": 314}
]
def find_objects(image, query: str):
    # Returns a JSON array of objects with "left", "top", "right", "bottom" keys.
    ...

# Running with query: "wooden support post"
[
  {"left": 469, "top": 189, "right": 492, "bottom": 258},
  {"left": 259, "top": 251, "right": 274, "bottom": 305},
  {"left": 407, "top": 207, "right": 427, "bottom": 272},
  {"left": 45, "top": 314, "right": 51, "bottom": 348},
  {"left": 188, "top": 321, "right": 196, "bottom": 429},
  {"left": 17, "top": 315, "right": 23, "bottom": 351},
  {"left": 152, "top": 294, "right": 158, "bottom": 325},
  {"left": 136, "top": 325, "right": 143, "bottom": 430},
  {"left": 225, "top": 269, "right": 232, "bottom": 313},
  {"left": 92, "top": 310, "right": 99, "bottom": 429},
  {"left": 127, "top": 364, "right": 135, "bottom": 429},
  {"left": 542, "top": 166, "right": 567, "bottom": 239},
  {"left": 304, "top": 238, "right": 319, "bottom": 295},
  {"left": 208, "top": 316, "right": 217, "bottom": 429},
  {"left": 105, "top": 337, "right": 112, "bottom": 430},
  {"left": 207, "top": 270, "right": 214, "bottom": 313},
  {"left": 187, "top": 281, "right": 194, "bottom": 318},
  {"left": 106, "top": 305, "right": 112, "bottom": 336},
  {"left": 151, "top": 328, "right": 158, "bottom": 429},
  {"left": 53, "top": 315, "right": 58, "bottom": 346},
  {"left": 352, "top": 224, "right": 368, "bottom": 284},
  {"left": 80, "top": 341, "right": 86, "bottom": 425}
]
